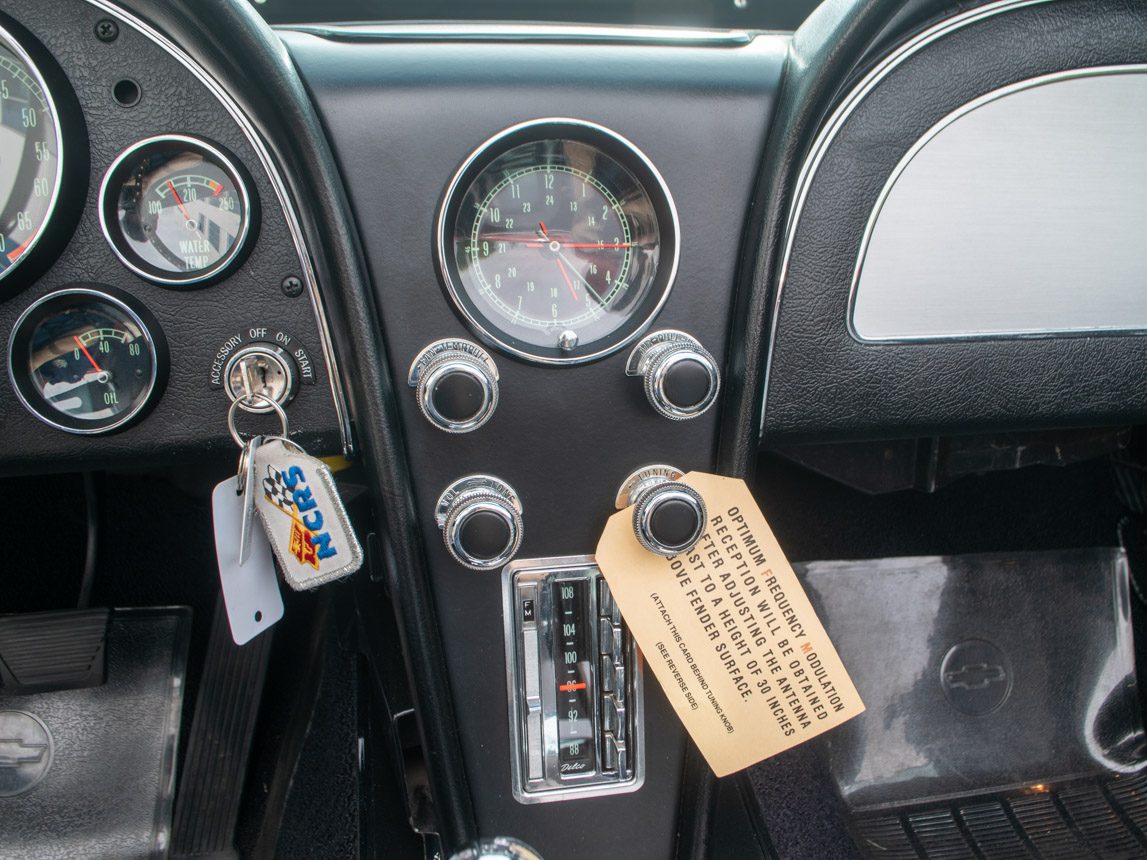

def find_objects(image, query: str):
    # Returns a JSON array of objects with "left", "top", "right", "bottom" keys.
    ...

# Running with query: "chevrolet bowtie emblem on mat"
[
  {"left": 0, "top": 738, "right": 48, "bottom": 768},
  {"left": 0, "top": 711, "right": 54, "bottom": 797},
  {"left": 940, "top": 639, "right": 1013, "bottom": 716},
  {"left": 943, "top": 662, "right": 1007, "bottom": 691}
]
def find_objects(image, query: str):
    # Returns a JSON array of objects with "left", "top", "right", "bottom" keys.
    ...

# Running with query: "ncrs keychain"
[{"left": 228, "top": 394, "right": 363, "bottom": 591}]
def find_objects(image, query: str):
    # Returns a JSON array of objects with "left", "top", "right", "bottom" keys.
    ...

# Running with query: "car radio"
[{"left": 503, "top": 556, "right": 644, "bottom": 803}]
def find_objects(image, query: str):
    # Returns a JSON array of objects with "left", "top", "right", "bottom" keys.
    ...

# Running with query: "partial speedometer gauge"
[
  {"left": 8, "top": 287, "right": 167, "bottom": 434},
  {"left": 101, "top": 135, "right": 255, "bottom": 286},
  {"left": 0, "top": 23, "right": 66, "bottom": 286},
  {"left": 438, "top": 119, "right": 679, "bottom": 364}
]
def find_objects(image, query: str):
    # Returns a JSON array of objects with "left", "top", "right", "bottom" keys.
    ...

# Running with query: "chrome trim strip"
[
  {"left": 847, "top": 65, "right": 1147, "bottom": 343},
  {"left": 98, "top": 134, "right": 254, "bottom": 287},
  {"left": 7, "top": 287, "right": 160, "bottom": 435},
  {"left": 83, "top": 0, "right": 353, "bottom": 454},
  {"left": 0, "top": 21, "right": 66, "bottom": 287},
  {"left": 759, "top": 0, "right": 1057, "bottom": 439},
  {"left": 281, "top": 22, "right": 757, "bottom": 47},
  {"left": 435, "top": 117, "right": 681, "bottom": 366}
]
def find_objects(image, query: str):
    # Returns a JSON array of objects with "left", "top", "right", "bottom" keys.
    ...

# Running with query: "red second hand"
[
  {"left": 488, "top": 236, "right": 636, "bottom": 249},
  {"left": 562, "top": 242, "right": 637, "bottom": 249},
  {"left": 554, "top": 256, "right": 579, "bottom": 302}
]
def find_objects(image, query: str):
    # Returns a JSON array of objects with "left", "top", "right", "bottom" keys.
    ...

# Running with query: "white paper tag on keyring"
[
  {"left": 253, "top": 437, "right": 364, "bottom": 590},
  {"left": 212, "top": 479, "right": 285, "bottom": 645}
]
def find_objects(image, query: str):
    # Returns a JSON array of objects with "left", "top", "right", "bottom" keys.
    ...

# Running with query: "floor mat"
[
  {"left": 799, "top": 549, "right": 1146, "bottom": 858},
  {"left": 0, "top": 608, "right": 190, "bottom": 859}
]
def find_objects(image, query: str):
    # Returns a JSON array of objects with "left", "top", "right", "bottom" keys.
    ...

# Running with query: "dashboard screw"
[
  {"left": 280, "top": 275, "right": 304, "bottom": 298},
  {"left": 95, "top": 19, "right": 119, "bottom": 42}
]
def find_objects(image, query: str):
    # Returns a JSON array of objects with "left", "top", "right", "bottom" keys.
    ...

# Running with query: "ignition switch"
[
  {"left": 210, "top": 326, "right": 315, "bottom": 413},
  {"left": 225, "top": 343, "right": 298, "bottom": 412},
  {"left": 209, "top": 325, "right": 314, "bottom": 415}
]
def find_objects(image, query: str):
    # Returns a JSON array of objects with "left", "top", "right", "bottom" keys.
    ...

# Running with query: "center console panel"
[{"left": 285, "top": 28, "right": 786, "bottom": 858}]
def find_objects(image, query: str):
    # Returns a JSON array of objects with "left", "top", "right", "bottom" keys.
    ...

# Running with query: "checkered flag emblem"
[{"left": 263, "top": 465, "right": 295, "bottom": 513}]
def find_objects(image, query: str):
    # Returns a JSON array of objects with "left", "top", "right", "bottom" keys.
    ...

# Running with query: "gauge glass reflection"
[
  {"left": 9, "top": 289, "right": 161, "bottom": 432},
  {"left": 102, "top": 136, "right": 252, "bottom": 285},
  {"left": 451, "top": 140, "right": 661, "bottom": 354},
  {"left": 440, "top": 122, "right": 678, "bottom": 364},
  {"left": 0, "top": 30, "right": 63, "bottom": 283}
]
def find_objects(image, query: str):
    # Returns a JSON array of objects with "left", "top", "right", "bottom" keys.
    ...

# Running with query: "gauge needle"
[
  {"left": 554, "top": 255, "right": 580, "bottom": 301},
  {"left": 541, "top": 222, "right": 581, "bottom": 301},
  {"left": 73, "top": 335, "right": 104, "bottom": 373},
  {"left": 492, "top": 236, "right": 636, "bottom": 249},
  {"left": 6, "top": 237, "right": 31, "bottom": 263},
  {"left": 494, "top": 236, "right": 637, "bottom": 250},
  {"left": 556, "top": 249, "right": 608, "bottom": 306},
  {"left": 166, "top": 180, "right": 195, "bottom": 224}
]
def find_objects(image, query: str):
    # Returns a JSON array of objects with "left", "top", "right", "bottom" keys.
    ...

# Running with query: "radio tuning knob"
[
  {"left": 408, "top": 339, "right": 499, "bottom": 433},
  {"left": 436, "top": 475, "right": 524, "bottom": 570},
  {"left": 625, "top": 330, "right": 720, "bottom": 420},
  {"left": 616, "top": 465, "right": 707, "bottom": 558}
]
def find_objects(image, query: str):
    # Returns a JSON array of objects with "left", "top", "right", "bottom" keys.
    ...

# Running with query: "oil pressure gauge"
[
  {"left": 8, "top": 286, "right": 167, "bottom": 433},
  {"left": 100, "top": 135, "right": 255, "bottom": 287}
]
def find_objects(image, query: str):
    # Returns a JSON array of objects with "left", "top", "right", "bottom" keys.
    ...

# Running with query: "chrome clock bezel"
[{"left": 436, "top": 118, "right": 681, "bottom": 366}]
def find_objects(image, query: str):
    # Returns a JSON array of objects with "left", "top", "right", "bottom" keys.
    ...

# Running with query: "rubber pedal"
[
  {"left": 171, "top": 597, "right": 273, "bottom": 858},
  {"left": 0, "top": 608, "right": 109, "bottom": 694}
]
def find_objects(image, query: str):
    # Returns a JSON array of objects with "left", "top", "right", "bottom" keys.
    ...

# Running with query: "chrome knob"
[
  {"left": 625, "top": 330, "right": 719, "bottom": 420},
  {"left": 408, "top": 339, "right": 499, "bottom": 433},
  {"left": 449, "top": 837, "right": 543, "bottom": 860},
  {"left": 436, "top": 475, "right": 523, "bottom": 570},
  {"left": 616, "top": 465, "right": 707, "bottom": 558}
]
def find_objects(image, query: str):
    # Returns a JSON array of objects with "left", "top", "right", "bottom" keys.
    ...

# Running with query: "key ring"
[{"left": 228, "top": 393, "right": 289, "bottom": 448}]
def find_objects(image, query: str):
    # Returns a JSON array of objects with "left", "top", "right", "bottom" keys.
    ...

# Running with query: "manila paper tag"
[{"left": 595, "top": 472, "right": 864, "bottom": 777}]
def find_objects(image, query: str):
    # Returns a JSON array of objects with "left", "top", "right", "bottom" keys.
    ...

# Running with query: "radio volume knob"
[
  {"left": 408, "top": 339, "right": 499, "bottom": 433},
  {"left": 625, "top": 330, "right": 720, "bottom": 420},
  {"left": 436, "top": 475, "right": 524, "bottom": 570},
  {"left": 616, "top": 465, "right": 707, "bottom": 558}
]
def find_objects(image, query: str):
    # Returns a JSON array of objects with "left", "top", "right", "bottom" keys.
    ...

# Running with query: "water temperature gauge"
[
  {"left": 8, "top": 286, "right": 167, "bottom": 433},
  {"left": 100, "top": 135, "right": 255, "bottom": 286}
]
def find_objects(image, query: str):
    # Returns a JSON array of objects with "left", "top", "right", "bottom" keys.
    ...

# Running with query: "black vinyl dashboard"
[
  {"left": 0, "top": 0, "right": 349, "bottom": 470},
  {"left": 0, "top": 0, "right": 1145, "bottom": 857}
]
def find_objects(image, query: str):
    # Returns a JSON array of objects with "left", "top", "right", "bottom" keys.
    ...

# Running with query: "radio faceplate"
[{"left": 503, "top": 556, "right": 645, "bottom": 803}]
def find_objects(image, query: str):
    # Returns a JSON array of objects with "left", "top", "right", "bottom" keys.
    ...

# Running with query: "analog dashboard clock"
[{"left": 437, "top": 118, "right": 679, "bottom": 365}]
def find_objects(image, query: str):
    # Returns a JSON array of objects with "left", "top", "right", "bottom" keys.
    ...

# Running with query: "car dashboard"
[{"left": 1, "top": 0, "right": 1146, "bottom": 858}]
